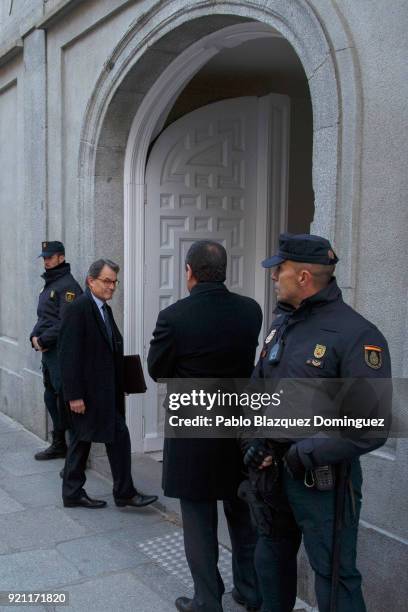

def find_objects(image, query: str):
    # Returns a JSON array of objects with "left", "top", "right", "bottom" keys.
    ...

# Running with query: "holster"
[
  {"left": 238, "top": 479, "right": 277, "bottom": 537},
  {"left": 238, "top": 462, "right": 298, "bottom": 538}
]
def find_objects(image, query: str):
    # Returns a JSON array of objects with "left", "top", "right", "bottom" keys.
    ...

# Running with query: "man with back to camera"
[
  {"left": 30, "top": 241, "right": 82, "bottom": 460},
  {"left": 58, "top": 258, "right": 157, "bottom": 509},
  {"left": 241, "top": 233, "right": 391, "bottom": 612},
  {"left": 148, "top": 240, "right": 263, "bottom": 612}
]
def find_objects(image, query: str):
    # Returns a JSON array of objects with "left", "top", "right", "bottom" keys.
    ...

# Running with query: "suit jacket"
[
  {"left": 59, "top": 288, "right": 124, "bottom": 443},
  {"left": 148, "top": 282, "right": 263, "bottom": 501}
]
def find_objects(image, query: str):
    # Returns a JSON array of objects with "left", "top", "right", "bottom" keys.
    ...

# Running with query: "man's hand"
[
  {"left": 31, "top": 336, "right": 41, "bottom": 351},
  {"left": 31, "top": 336, "right": 49, "bottom": 352},
  {"left": 260, "top": 455, "right": 274, "bottom": 469},
  {"left": 243, "top": 440, "right": 272, "bottom": 470},
  {"left": 69, "top": 399, "right": 86, "bottom": 414}
]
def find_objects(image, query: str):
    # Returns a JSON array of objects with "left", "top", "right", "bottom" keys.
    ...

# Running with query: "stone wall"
[{"left": 0, "top": 1, "right": 407, "bottom": 609}]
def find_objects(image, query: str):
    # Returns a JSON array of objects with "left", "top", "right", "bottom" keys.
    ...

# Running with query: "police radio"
[{"left": 268, "top": 340, "right": 283, "bottom": 364}]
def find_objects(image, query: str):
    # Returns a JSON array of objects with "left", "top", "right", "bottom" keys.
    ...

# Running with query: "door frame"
[
  {"left": 141, "top": 94, "right": 290, "bottom": 451},
  {"left": 123, "top": 23, "right": 286, "bottom": 451}
]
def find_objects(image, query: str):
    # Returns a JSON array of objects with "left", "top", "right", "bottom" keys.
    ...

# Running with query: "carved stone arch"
[
  {"left": 79, "top": 0, "right": 360, "bottom": 278},
  {"left": 77, "top": 1, "right": 361, "bottom": 447}
]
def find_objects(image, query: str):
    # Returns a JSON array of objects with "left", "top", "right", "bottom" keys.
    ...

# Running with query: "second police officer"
[
  {"left": 241, "top": 233, "right": 391, "bottom": 612},
  {"left": 30, "top": 241, "right": 82, "bottom": 460}
]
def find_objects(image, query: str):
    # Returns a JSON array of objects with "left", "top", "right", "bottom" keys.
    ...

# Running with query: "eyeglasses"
[{"left": 96, "top": 278, "right": 120, "bottom": 288}]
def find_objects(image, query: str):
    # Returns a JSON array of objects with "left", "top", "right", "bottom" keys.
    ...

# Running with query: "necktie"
[{"left": 102, "top": 303, "right": 113, "bottom": 348}]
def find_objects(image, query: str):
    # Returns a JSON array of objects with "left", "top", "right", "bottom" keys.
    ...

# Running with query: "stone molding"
[{"left": 78, "top": 0, "right": 361, "bottom": 301}]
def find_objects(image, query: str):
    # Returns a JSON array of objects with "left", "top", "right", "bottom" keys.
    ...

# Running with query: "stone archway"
[{"left": 77, "top": 2, "right": 361, "bottom": 448}]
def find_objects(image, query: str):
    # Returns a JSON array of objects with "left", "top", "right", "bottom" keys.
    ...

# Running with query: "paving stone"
[
  {"left": 0, "top": 606, "right": 45, "bottom": 612},
  {"left": 0, "top": 429, "right": 42, "bottom": 452},
  {"left": 0, "top": 467, "right": 10, "bottom": 483},
  {"left": 0, "top": 507, "right": 90, "bottom": 552},
  {"left": 107, "top": 518, "right": 180, "bottom": 552},
  {"left": 0, "top": 549, "right": 80, "bottom": 591},
  {"left": 0, "top": 602, "right": 46, "bottom": 612},
  {"left": 56, "top": 534, "right": 148, "bottom": 577},
  {"left": 131, "top": 561, "right": 193, "bottom": 606},
  {"left": 0, "top": 469, "right": 112, "bottom": 509},
  {"left": 62, "top": 501, "right": 160, "bottom": 536},
  {"left": 62, "top": 572, "right": 170, "bottom": 611},
  {"left": 0, "top": 471, "right": 62, "bottom": 509},
  {"left": 0, "top": 449, "right": 65, "bottom": 477},
  {"left": 0, "top": 413, "right": 23, "bottom": 433},
  {"left": 222, "top": 592, "right": 250, "bottom": 612},
  {"left": 0, "top": 486, "right": 25, "bottom": 514}
]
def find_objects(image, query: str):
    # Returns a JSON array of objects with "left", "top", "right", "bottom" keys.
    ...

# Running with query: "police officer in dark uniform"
[
  {"left": 241, "top": 233, "right": 391, "bottom": 612},
  {"left": 30, "top": 241, "right": 82, "bottom": 460}
]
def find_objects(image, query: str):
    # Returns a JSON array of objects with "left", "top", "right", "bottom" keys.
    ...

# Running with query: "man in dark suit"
[
  {"left": 148, "top": 241, "right": 263, "bottom": 612},
  {"left": 59, "top": 258, "right": 157, "bottom": 509}
]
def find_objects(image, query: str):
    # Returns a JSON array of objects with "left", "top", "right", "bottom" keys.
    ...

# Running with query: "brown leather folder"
[{"left": 123, "top": 355, "right": 147, "bottom": 394}]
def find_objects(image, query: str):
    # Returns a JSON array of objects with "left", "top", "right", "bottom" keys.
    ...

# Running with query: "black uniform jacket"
[
  {"left": 252, "top": 278, "right": 392, "bottom": 468},
  {"left": 148, "top": 282, "right": 263, "bottom": 501},
  {"left": 30, "top": 262, "right": 82, "bottom": 349},
  {"left": 58, "top": 288, "right": 125, "bottom": 443}
]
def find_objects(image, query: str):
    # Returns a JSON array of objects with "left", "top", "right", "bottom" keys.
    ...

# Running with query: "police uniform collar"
[
  {"left": 273, "top": 301, "right": 296, "bottom": 315},
  {"left": 300, "top": 277, "right": 341, "bottom": 308},
  {"left": 190, "top": 282, "right": 228, "bottom": 296},
  {"left": 41, "top": 261, "right": 71, "bottom": 281},
  {"left": 274, "top": 278, "right": 341, "bottom": 314}
]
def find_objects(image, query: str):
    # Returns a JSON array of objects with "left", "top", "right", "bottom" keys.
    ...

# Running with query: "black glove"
[
  {"left": 243, "top": 439, "right": 271, "bottom": 469},
  {"left": 283, "top": 445, "right": 305, "bottom": 479}
]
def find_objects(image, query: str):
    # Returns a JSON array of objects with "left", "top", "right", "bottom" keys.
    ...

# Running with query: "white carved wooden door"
[{"left": 142, "top": 95, "right": 289, "bottom": 451}]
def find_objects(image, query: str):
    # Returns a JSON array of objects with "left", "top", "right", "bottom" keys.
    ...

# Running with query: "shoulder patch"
[
  {"left": 364, "top": 345, "right": 382, "bottom": 369},
  {"left": 65, "top": 291, "right": 75, "bottom": 303},
  {"left": 314, "top": 344, "right": 326, "bottom": 358}
]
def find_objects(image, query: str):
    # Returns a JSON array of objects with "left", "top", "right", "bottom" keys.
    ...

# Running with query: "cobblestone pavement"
[{"left": 0, "top": 412, "right": 310, "bottom": 612}]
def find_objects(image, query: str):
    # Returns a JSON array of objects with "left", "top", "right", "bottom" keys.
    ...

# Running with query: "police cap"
[
  {"left": 39, "top": 241, "right": 65, "bottom": 257},
  {"left": 262, "top": 233, "right": 339, "bottom": 268}
]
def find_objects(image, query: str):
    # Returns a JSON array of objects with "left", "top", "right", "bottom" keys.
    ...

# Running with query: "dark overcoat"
[
  {"left": 58, "top": 288, "right": 124, "bottom": 443},
  {"left": 147, "top": 282, "right": 263, "bottom": 501}
]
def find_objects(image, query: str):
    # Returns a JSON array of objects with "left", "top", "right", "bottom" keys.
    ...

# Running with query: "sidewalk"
[{"left": 0, "top": 412, "right": 310, "bottom": 612}]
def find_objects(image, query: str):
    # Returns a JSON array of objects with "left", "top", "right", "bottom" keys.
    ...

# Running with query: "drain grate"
[{"left": 139, "top": 530, "right": 233, "bottom": 592}]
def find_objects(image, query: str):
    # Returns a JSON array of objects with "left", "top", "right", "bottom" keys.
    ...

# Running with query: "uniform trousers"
[
  {"left": 255, "top": 460, "right": 366, "bottom": 612},
  {"left": 42, "top": 350, "right": 66, "bottom": 434},
  {"left": 180, "top": 497, "right": 260, "bottom": 612},
  {"left": 62, "top": 411, "right": 136, "bottom": 501}
]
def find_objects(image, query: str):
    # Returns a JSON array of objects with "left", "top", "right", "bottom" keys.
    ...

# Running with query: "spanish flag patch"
[{"left": 364, "top": 345, "right": 382, "bottom": 369}]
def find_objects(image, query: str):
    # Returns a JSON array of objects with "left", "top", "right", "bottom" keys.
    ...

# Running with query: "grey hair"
[{"left": 87, "top": 258, "right": 120, "bottom": 279}]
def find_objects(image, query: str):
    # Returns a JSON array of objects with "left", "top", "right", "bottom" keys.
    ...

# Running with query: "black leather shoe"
[
  {"left": 63, "top": 493, "right": 107, "bottom": 509},
  {"left": 34, "top": 431, "right": 67, "bottom": 460},
  {"left": 114, "top": 493, "right": 158, "bottom": 508},
  {"left": 231, "top": 587, "right": 260, "bottom": 611},
  {"left": 175, "top": 597, "right": 195, "bottom": 611}
]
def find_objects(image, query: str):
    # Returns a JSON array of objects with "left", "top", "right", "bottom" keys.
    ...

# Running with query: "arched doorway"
[
  {"left": 123, "top": 23, "right": 313, "bottom": 452},
  {"left": 78, "top": 5, "right": 358, "bottom": 455}
]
